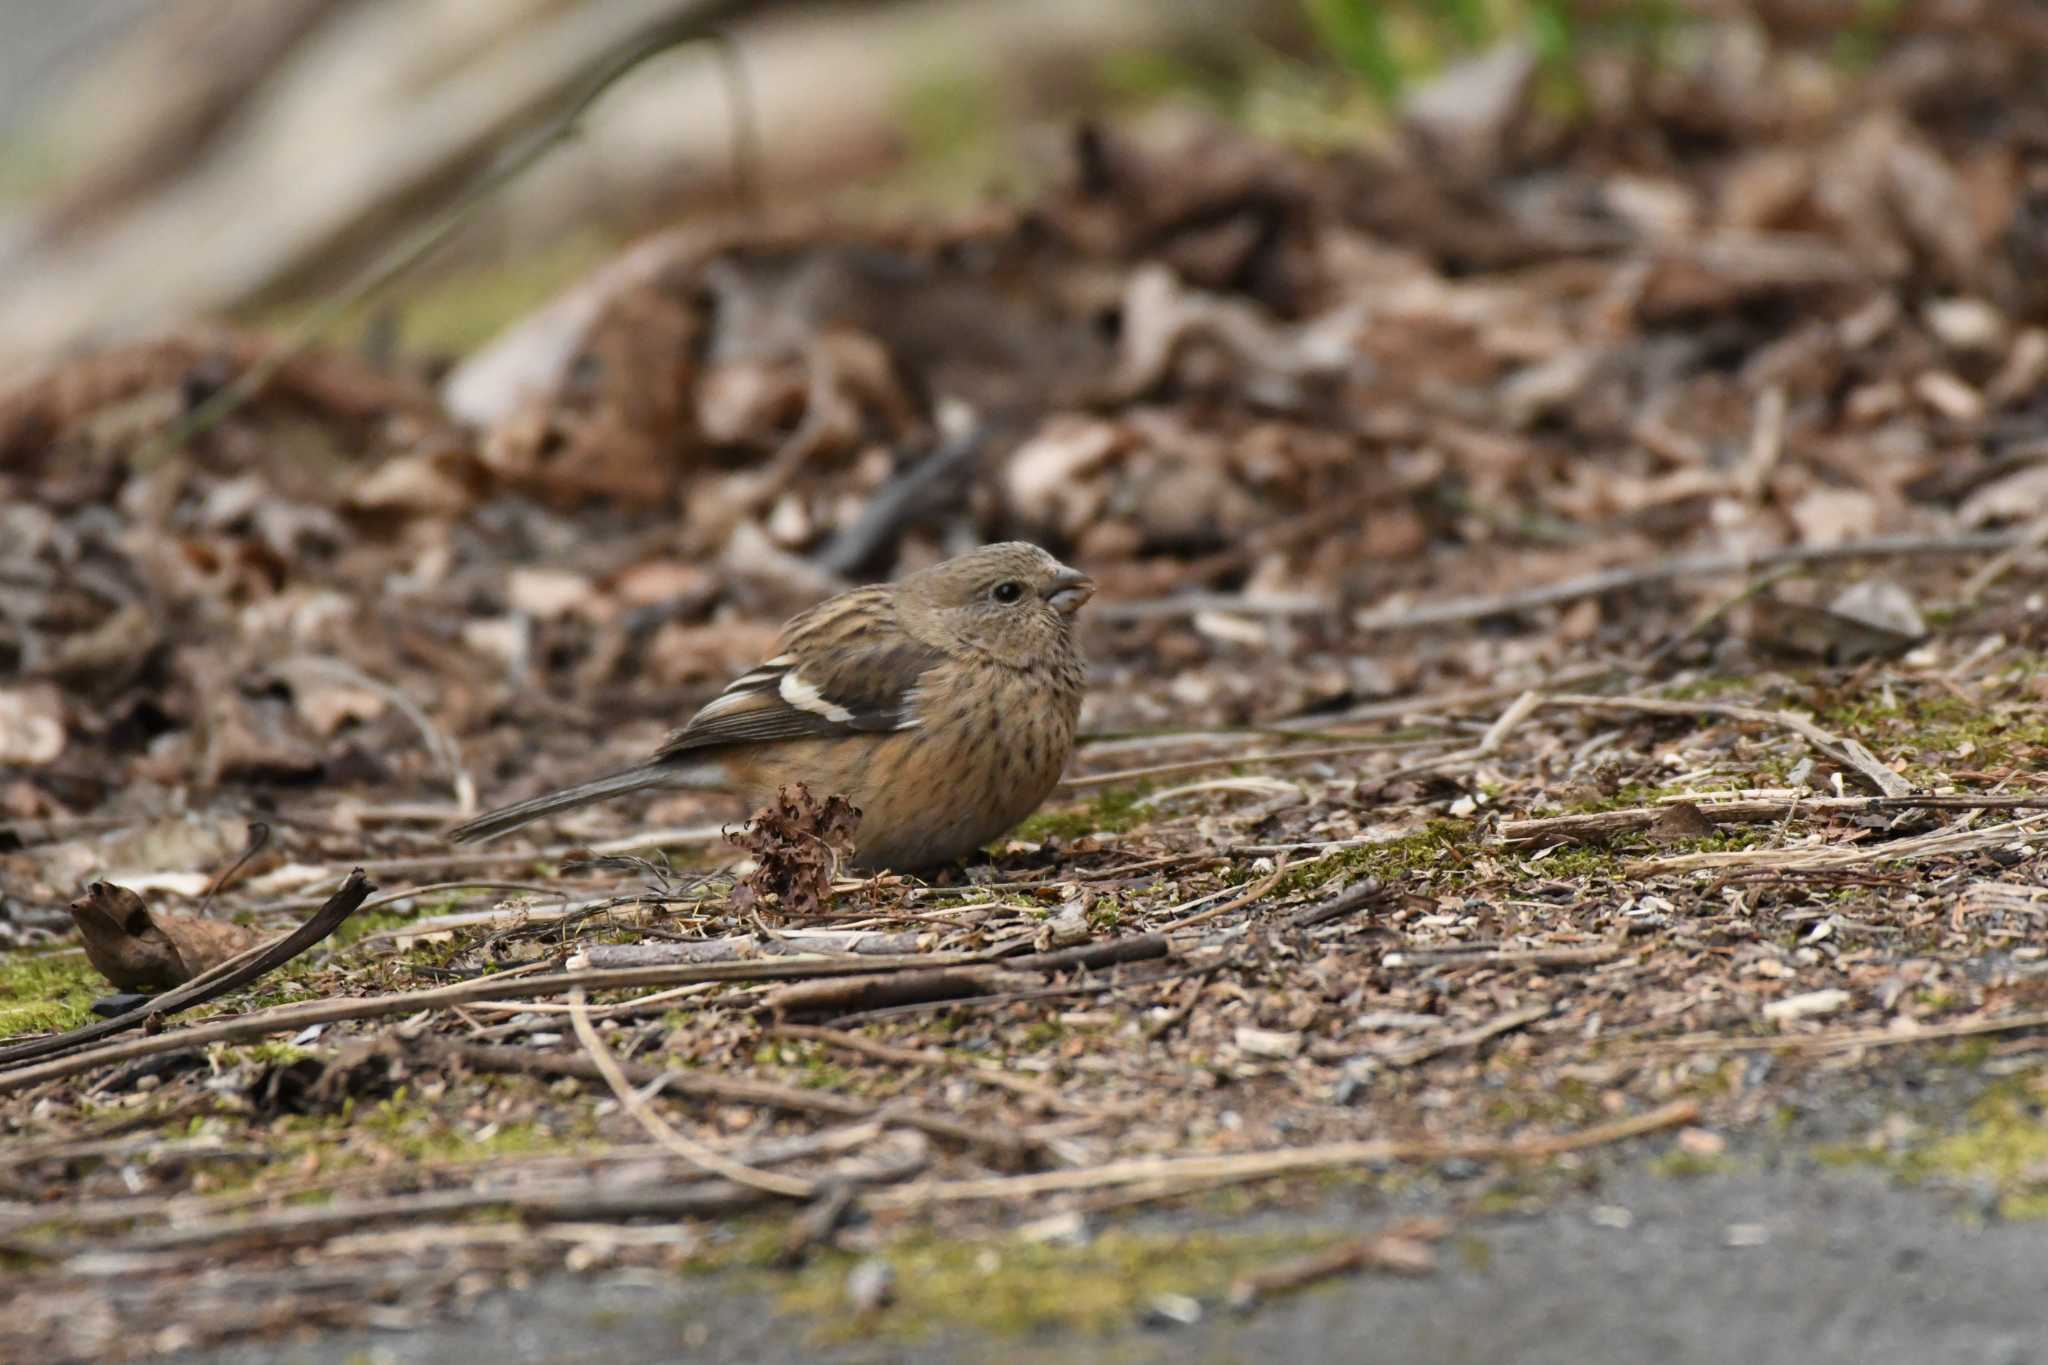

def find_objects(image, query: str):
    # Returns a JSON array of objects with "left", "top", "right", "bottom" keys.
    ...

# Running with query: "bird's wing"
[{"left": 651, "top": 588, "right": 945, "bottom": 760}]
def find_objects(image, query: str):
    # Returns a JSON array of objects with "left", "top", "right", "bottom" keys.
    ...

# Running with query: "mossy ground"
[
  {"left": 1813, "top": 1066, "right": 2048, "bottom": 1219},
  {"left": 0, "top": 949, "right": 103, "bottom": 1037},
  {"left": 774, "top": 1226, "right": 1344, "bottom": 1342},
  {"left": 1013, "top": 787, "right": 1153, "bottom": 844}
]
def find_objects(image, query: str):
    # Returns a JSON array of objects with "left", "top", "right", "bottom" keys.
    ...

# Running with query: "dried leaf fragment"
[
  {"left": 727, "top": 784, "right": 861, "bottom": 921},
  {"left": 1649, "top": 802, "right": 1717, "bottom": 843},
  {"left": 66, "top": 881, "right": 262, "bottom": 992}
]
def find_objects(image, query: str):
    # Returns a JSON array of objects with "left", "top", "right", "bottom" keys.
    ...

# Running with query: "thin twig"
[
  {"left": 1281, "top": 879, "right": 1387, "bottom": 931},
  {"left": 1227, "top": 1218, "right": 1447, "bottom": 1307},
  {"left": 1382, "top": 943, "right": 1621, "bottom": 971},
  {"left": 1160, "top": 858, "right": 1292, "bottom": 932},
  {"left": 425, "top": 1038, "right": 1034, "bottom": 1158},
  {"left": 0, "top": 950, "right": 983, "bottom": 1093},
  {"left": 1499, "top": 793, "right": 2048, "bottom": 847},
  {"left": 1142, "top": 966, "right": 1220, "bottom": 1043},
  {"left": 1096, "top": 534, "right": 2031, "bottom": 627},
  {"left": 566, "top": 986, "right": 814, "bottom": 1199},
  {"left": 1958, "top": 514, "right": 2048, "bottom": 604},
  {"left": 1063, "top": 738, "right": 1457, "bottom": 791},
  {"left": 198, "top": 821, "right": 271, "bottom": 913},
  {"left": 1380, "top": 1003, "right": 1554, "bottom": 1068},
  {"left": 762, "top": 1024, "right": 1120, "bottom": 1116},
  {"left": 1544, "top": 693, "right": 1915, "bottom": 798},
  {"left": 0, "top": 869, "right": 376, "bottom": 1070},
  {"left": 1612, "top": 1008, "right": 2048, "bottom": 1059},
  {"left": 1360, "top": 687, "right": 1545, "bottom": 791},
  {"left": 1628, "top": 812, "right": 2048, "bottom": 874},
  {"left": 1352, "top": 531, "right": 2032, "bottom": 632},
  {"left": 863, "top": 1099, "right": 1700, "bottom": 1209},
  {"left": 143, "top": 1, "right": 760, "bottom": 460}
]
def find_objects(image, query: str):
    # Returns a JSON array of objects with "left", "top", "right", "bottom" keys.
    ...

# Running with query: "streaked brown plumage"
[{"left": 446, "top": 543, "right": 1093, "bottom": 870}]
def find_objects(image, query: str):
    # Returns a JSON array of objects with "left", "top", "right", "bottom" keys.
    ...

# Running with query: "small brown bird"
[{"left": 448, "top": 542, "right": 1094, "bottom": 870}]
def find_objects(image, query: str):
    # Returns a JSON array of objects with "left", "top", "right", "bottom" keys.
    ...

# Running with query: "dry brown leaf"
[{"left": 66, "top": 881, "right": 262, "bottom": 992}]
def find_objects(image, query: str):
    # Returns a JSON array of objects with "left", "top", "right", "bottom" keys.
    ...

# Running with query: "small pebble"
[
  {"left": 1234, "top": 1026, "right": 1303, "bottom": 1060},
  {"left": 1142, "top": 1292, "right": 1203, "bottom": 1328},
  {"left": 845, "top": 1257, "right": 895, "bottom": 1312}
]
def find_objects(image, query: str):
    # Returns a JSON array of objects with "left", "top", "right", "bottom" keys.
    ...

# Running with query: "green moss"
[
  {"left": 222, "top": 1040, "right": 315, "bottom": 1067},
  {"left": 1269, "top": 819, "right": 1477, "bottom": 899},
  {"left": 1480, "top": 1078, "right": 1598, "bottom": 1130},
  {"left": 756, "top": 1040, "right": 865, "bottom": 1092},
  {"left": 181, "top": 1092, "right": 601, "bottom": 1204},
  {"left": 1811, "top": 1069, "right": 2048, "bottom": 1219},
  {"left": 1520, "top": 844, "right": 1628, "bottom": 879},
  {"left": 351, "top": 1100, "right": 580, "bottom": 1163},
  {"left": 1646, "top": 1150, "right": 1736, "bottom": 1179},
  {"left": 1814, "top": 684, "right": 2048, "bottom": 779},
  {"left": 1573, "top": 670, "right": 2048, "bottom": 789},
  {"left": 1018, "top": 1019, "right": 1066, "bottom": 1052},
  {"left": 1930, "top": 1039, "right": 1995, "bottom": 1068},
  {"left": 1809, "top": 1140, "right": 1892, "bottom": 1171},
  {"left": 0, "top": 950, "right": 105, "bottom": 1038},
  {"left": 1905, "top": 1076, "right": 2048, "bottom": 1216},
  {"left": 1014, "top": 787, "right": 1150, "bottom": 843},
  {"left": 776, "top": 1227, "right": 1341, "bottom": 1341}
]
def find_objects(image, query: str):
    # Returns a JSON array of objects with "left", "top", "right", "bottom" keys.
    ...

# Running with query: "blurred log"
[
  {"left": 0, "top": 0, "right": 1298, "bottom": 373},
  {"left": 34, "top": 0, "right": 347, "bottom": 237}
]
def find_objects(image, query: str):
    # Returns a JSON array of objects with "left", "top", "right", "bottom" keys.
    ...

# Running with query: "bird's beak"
[{"left": 1045, "top": 567, "right": 1096, "bottom": 618}]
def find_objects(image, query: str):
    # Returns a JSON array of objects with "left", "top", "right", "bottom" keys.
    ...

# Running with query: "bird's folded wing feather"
[{"left": 651, "top": 588, "right": 945, "bottom": 759}]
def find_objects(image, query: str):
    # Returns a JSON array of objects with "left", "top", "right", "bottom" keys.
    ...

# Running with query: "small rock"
[
  {"left": 1763, "top": 988, "right": 1851, "bottom": 1024},
  {"left": 0, "top": 685, "right": 67, "bottom": 766},
  {"left": 1829, "top": 579, "right": 1926, "bottom": 641},
  {"left": 507, "top": 567, "right": 596, "bottom": 620},
  {"left": 1234, "top": 1026, "right": 1303, "bottom": 1060},
  {"left": 1402, "top": 42, "right": 1538, "bottom": 182},
  {"left": 1142, "top": 1292, "right": 1203, "bottom": 1328},
  {"left": 1017, "top": 1210, "right": 1090, "bottom": 1246},
  {"left": 1923, "top": 297, "right": 2006, "bottom": 352},
  {"left": 1915, "top": 370, "right": 1984, "bottom": 422},
  {"left": 1677, "top": 1127, "right": 1727, "bottom": 1157},
  {"left": 845, "top": 1258, "right": 895, "bottom": 1313}
]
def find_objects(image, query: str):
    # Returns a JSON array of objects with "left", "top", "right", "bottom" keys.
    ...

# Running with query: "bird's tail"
[{"left": 445, "top": 763, "right": 700, "bottom": 845}]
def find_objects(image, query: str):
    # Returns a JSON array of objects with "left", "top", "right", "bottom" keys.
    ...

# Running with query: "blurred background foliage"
[{"left": 0, "top": 0, "right": 1937, "bottom": 370}]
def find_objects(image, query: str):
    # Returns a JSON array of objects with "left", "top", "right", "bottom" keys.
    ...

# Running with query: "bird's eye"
[{"left": 991, "top": 581, "right": 1024, "bottom": 604}]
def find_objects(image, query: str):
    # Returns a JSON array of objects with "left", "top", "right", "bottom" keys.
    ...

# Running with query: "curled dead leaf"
[{"left": 66, "top": 881, "right": 262, "bottom": 992}]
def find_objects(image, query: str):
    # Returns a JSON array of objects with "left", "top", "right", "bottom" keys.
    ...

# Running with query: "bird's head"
[{"left": 897, "top": 542, "right": 1093, "bottom": 669}]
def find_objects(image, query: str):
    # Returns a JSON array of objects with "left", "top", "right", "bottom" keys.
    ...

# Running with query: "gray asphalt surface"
[{"left": 192, "top": 1160, "right": 2047, "bottom": 1365}]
